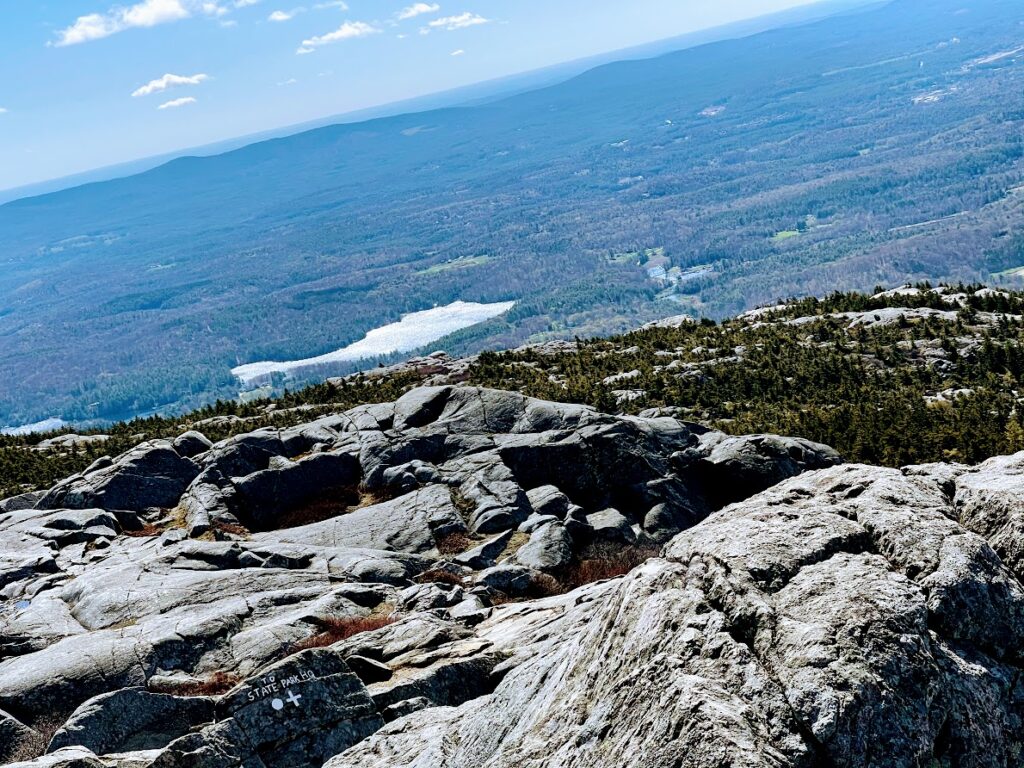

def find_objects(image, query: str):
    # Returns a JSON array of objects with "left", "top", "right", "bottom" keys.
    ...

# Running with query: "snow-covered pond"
[
  {"left": 1, "top": 417, "right": 67, "bottom": 436},
  {"left": 232, "top": 300, "right": 515, "bottom": 387}
]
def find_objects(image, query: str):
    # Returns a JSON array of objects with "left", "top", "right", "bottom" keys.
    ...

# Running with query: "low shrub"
[
  {"left": 560, "top": 544, "right": 661, "bottom": 591},
  {"left": 290, "top": 614, "right": 398, "bottom": 653}
]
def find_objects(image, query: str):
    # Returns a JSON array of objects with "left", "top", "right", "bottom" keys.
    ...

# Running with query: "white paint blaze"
[{"left": 231, "top": 300, "right": 514, "bottom": 386}]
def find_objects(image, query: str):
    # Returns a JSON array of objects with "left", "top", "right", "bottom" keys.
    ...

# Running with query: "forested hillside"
[
  {"left": 2, "top": 0, "right": 1024, "bottom": 426},
  {"left": 7, "top": 284, "right": 1024, "bottom": 499}
]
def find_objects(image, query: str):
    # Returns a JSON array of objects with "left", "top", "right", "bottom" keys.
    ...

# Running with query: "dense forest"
[
  {"left": 7, "top": 284, "right": 1024, "bottom": 500},
  {"left": 2, "top": 0, "right": 1024, "bottom": 426}
]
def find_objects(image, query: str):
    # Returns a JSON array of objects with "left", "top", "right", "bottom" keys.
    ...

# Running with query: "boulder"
[
  {"left": 152, "top": 649, "right": 383, "bottom": 768},
  {"left": 172, "top": 431, "right": 213, "bottom": 459},
  {"left": 513, "top": 522, "right": 574, "bottom": 572},
  {"left": 453, "top": 531, "right": 514, "bottom": 569},
  {"left": 695, "top": 433, "right": 842, "bottom": 506},
  {"left": 477, "top": 565, "right": 538, "bottom": 597},
  {"left": 0, "top": 708, "right": 41, "bottom": 763},
  {"left": 232, "top": 451, "right": 361, "bottom": 531},
  {"left": 268, "top": 485, "right": 465, "bottom": 555},
  {"left": 36, "top": 441, "right": 200, "bottom": 513},
  {"left": 585, "top": 508, "right": 637, "bottom": 545},
  {"left": 47, "top": 687, "right": 215, "bottom": 754},
  {"left": 525, "top": 485, "right": 571, "bottom": 518},
  {"left": 1, "top": 491, "right": 45, "bottom": 513},
  {"left": 954, "top": 452, "right": 1024, "bottom": 579}
]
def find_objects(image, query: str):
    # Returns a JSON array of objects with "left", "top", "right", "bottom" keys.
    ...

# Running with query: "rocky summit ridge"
[{"left": 1, "top": 384, "right": 1024, "bottom": 767}]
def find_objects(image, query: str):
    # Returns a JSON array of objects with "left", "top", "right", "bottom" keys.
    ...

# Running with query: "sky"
[{"left": 0, "top": 0, "right": 823, "bottom": 191}]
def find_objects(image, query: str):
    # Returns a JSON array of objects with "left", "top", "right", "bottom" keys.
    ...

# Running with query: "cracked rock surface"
[{"left": 3, "top": 387, "right": 1021, "bottom": 767}]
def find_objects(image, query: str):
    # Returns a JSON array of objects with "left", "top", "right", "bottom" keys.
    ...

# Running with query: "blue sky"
[{"left": 0, "top": 0, "right": 820, "bottom": 191}]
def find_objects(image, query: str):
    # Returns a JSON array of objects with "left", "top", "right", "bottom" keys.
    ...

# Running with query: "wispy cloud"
[
  {"left": 54, "top": 0, "right": 190, "bottom": 46},
  {"left": 269, "top": 8, "right": 303, "bottom": 21},
  {"left": 0, "top": 108, "right": 8, "bottom": 115},
  {"left": 53, "top": 0, "right": 238, "bottom": 46},
  {"left": 297, "top": 20, "right": 378, "bottom": 53},
  {"left": 397, "top": 3, "right": 439, "bottom": 20},
  {"left": 313, "top": 1, "right": 348, "bottom": 9},
  {"left": 427, "top": 12, "right": 487, "bottom": 31},
  {"left": 450, "top": 48, "right": 464, "bottom": 56},
  {"left": 132, "top": 72, "right": 209, "bottom": 97},
  {"left": 201, "top": 2, "right": 229, "bottom": 16},
  {"left": 158, "top": 96, "right": 197, "bottom": 109}
]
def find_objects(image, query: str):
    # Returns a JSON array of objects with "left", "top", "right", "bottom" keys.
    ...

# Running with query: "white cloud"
[
  {"left": 450, "top": 48, "right": 464, "bottom": 56},
  {"left": 269, "top": 8, "right": 302, "bottom": 21},
  {"left": 158, "top": 96, "right": 197, "bottom": 109},
  {"left": 427, "top": 12, "right": 487, "bottom": 31},
  {"left": 297, "top": 20, "right": 378, "bottom": 53},
  {"left": 132, "top": 72, "right": 209, "bottom": 97},
  {"left": 313, "top": 1, "right": 348, "bottom": 9},
  {"left": 278, "top": 77, "right": 298, "bottom": 85},
  {"left": 52, "top": 0, "right": 235, "bottom": 46},
  {"left": 201, "top": 2, "right": 229, "bottom": 16},
  {"left": 0, "top": 108, "right": 7, "bottom": 114},
  {"left": 397, "top": 3, "right": 439, "bottom": 20},
  {"left": 54, "top": 0, "right": 191, "bottom": 45}
]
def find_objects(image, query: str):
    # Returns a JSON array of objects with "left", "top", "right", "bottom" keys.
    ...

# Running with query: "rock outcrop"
[{"left": 2, "top": 386, "right": 1022, "bottom": 767}]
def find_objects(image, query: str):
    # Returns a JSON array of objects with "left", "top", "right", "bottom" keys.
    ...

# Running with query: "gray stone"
[
  {"left": 525, "top": 485, "right": 570, "bottom": 519},
  {"left": 329, "top": 463, "right": 1024, "bottom": 768},
  {"left": 477, "top": 565, "right": 538, "bottom": 597},
  {"left": 267, "top": 484, "right": 464, "bottom": 555},
  {"left": 2, "top": 747, "right": 109, "bottom": 768},
  {"left": 1, "top": 491, "right": 45, "bottom": 513},
  {"left": 153, "top": 649, "right": 383, "bottom": 768},
  {"left": 452, "top": 530, "right": 514, "bottom": 569},
  {"left": 381, "top": 696, "right": 432, "bottom": 723},
  {"left": 345, "top": 655, "right": 393, "bottom": 684},
  {"left": 0, "top": 708, "right": 41, "bottom": 763},
  {"left": 398, "top": 582, "right": 465, "bottom": 612},
  {"left": 954, "top": 452, "right": 1024, "bottom": 580},
  {"left": 47, "top": 687, "right": 215, "bottom": 754},
  {"left": 513, "top": 522, "right": 574, "bottom": 572},
  {"left": 585, "top": 508, "right": 637, "bottom": 545},
  {"left": 37, "top": 441, "right": 199, "bottom": 513},
  {"left": 696, "top": 432, "right": 842, "bottom": 506},
  {"left": 517, "top": 514, "right": 559, "bottom": 534},
  {"left": 232, "top": 451, "right": 361, "bottom": 531},
  {"left": 172, "top": 431, "right": 213, "bottom": 459}
]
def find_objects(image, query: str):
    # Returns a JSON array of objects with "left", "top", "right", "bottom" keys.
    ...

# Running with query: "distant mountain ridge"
[
  {"left": 1, "top": 0, "right": 1022, "bottom": 428},
  {"left": 0, "top": 0, "right": 878, "bottom": 205}
]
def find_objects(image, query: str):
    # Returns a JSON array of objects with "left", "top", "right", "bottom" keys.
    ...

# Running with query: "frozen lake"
[{"left": 232, "top": 300, "right": 515, "bottom": 387}]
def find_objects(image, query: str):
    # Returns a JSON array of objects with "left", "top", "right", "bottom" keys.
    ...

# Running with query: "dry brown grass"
[
  {"left": 213, "top": 520, "right": 251, "bottom": 538},
  {"left": 560, "top": 545, "right": 661, "bottom": 592},
  {"left": 275, "top": 490, "right": 359, "bottom": 529},
  {"left": 290, "top": 614, "right": 398, "bottom": 653},
  {"left": 125, "top": 523, "right": 162, "bottom": 538},
  {"left": 496, "top": 531, "right": 530, "bottom": 562},
  {"left": 434, "top": 530, "right": 475, "bottom": 556},
  {"left": 3, "top": 713, "right": 65, "bottom": 763},
  {"left": 152, "top": 671, "right": 243, "bottom": 697}
]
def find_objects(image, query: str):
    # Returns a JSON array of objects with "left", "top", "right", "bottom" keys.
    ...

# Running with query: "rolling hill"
[{"left": 1, "top": 0, "right": 1023, "bottom": 426}]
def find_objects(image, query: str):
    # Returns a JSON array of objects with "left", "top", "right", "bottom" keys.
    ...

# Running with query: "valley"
[{"left": 1, "top": 0, "right": 1023, "bottom": 429}]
